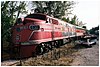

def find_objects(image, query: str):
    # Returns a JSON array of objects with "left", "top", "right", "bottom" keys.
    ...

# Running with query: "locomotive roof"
[
  {"left": 75, "top": 26, "right": 85, "bottom": 30},
  {"left": 25, "top": 13, "right": 85, "bottom": 30},
  {"left": 66, "top": 23, "right": 74, "bottom": 27}
]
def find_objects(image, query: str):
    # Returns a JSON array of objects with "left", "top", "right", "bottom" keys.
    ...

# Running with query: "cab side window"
[
  {"left": 52, "top": 19, "right": 58, "bottom": 25},
  {"left": 46, "top": 17, "right": 51, "bottom": 23}
]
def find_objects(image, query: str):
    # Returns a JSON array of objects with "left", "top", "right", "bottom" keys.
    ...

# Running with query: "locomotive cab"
[{"left": 12, "top": 13, "right": 48, "bottom": 58}]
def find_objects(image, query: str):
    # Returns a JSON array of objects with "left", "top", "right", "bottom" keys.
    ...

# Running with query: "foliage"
[
  {"left": 62, "top": 17, "right": 70, "bottom": 23},
  {"left": 89, "top": 26, "right": 99, "bottom": 35},
  {"left": 32, "top": 1, "right": 75, "bottom": 19},
  {"left": 62, "top": 15, "right": 77, "bottom": 25},
  {"left": 70, "top": 15, "right": 77, "bottom": 25},
  {"left": 1, "top": 1, "right": 27, "bottom": 45}
]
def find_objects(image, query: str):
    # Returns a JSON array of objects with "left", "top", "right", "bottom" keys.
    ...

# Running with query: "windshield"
[{"left": 25, "top": 14, "right": 46, "bottom": 20}]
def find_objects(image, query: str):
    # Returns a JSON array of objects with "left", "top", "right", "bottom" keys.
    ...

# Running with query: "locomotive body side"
[
  {"left": 75, "top": 26, "right": 86, "bottom": 37},
  {"left": 11, "top": 13, "right": 86, "bottom": 58}
]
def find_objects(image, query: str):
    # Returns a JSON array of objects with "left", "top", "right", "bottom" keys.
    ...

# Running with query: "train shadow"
[{"left": 72, "top": 44, "right": 86, "bottom": 50}]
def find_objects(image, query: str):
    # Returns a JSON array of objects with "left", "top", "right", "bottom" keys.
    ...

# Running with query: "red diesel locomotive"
[{"left": 11, "top": 13, "right": 86, "bottom": 58}]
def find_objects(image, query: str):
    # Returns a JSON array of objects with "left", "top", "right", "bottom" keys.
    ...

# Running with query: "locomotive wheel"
[
  {"left": 57, "top": 41, "right": 60, "bottom": 48},
  {"left": 36, "top": 45, "right": 44, "bottom": 55},
  {"left": 44, "top": 43, "right": 49, "bottom": 53},
  {"left": 59, "top": 40, "right": 63, "bottom": 46},
  {"left": 47, "top": 42, "right": 52, "bottom": 50},
  {"left": 50, "top": 42, "right": 55, "bottom": 49},
  {"left": 54, "top": 41, "right": 57, "bottom": 47},
  {"left": 54, "top": 41, "right": 59, "bottom": 48},
  {"left": 48, "top": 44, "right": 52, "bottom": 50}
]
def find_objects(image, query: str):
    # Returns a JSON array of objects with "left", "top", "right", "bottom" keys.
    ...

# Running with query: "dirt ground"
[
  {"left": 70, "top": 41, "right": 99, "bottom": 66},
  {"left": 20, "top": 41, "right": 99, "bottom": 66}
]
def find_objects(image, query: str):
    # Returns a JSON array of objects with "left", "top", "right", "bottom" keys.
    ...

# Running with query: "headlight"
[{"left": 16, "top": 35, "right": 20, "bottom": 41}]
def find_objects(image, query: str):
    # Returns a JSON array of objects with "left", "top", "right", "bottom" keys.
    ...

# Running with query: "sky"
[{"left": 72, "top": 1, "right": 99, "bottom": 30}]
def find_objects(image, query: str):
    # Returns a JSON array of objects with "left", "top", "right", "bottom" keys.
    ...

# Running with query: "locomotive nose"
[{"left": 12, "top": 24, "right": 40, "bottom": 44}]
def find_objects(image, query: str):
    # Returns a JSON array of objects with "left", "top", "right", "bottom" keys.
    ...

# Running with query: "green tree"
[
  {"left": 32, "top": 1, "right": 75, "bottom": 19},
  {"left": 89, "top": 25, "right": 99, "bottom": 35},
  {"left": 1, "top": 1, "right": 26, "bottom": 42},
  {"left": 70, "top": 15, "right": 77, "bottom": 25},
  {"left": 1, "top": 1, "right": 27, "bottom": 59},
  {"left": 62, "top": 17, "right": 70, "bottom": 23}
]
